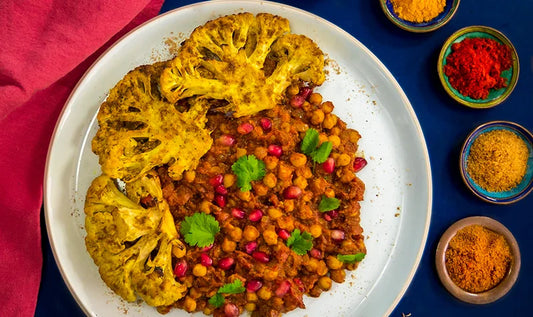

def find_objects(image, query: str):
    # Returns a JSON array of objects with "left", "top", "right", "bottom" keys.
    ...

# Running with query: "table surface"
[{"left": 36, "top": 1, "right": 532, "bottom": 316}]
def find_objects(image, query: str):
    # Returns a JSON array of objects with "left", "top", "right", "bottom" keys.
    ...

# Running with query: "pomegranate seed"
[
  {"left": 231, "top": 208, "right": 245, "bottom": 219},
  {"left": 331, "top": 229, "right": 345, "bottom": 241},
  {"left": 244, "top": 241, "right": 258, "bottom": 254},
  {"left": 200, "top": 244, "right": 214, "bottom": 252},
  {"left": 252, "top": 251, "right": 270, "bottom": 263},
  {"left": 267, "top": 144, "right": 283, "bottom": 158},
  {"left": 218, "top": 257, "right": 235, "bottom": 270},
  {"left": 173, "top": 260, "right": 188, "bottom": 278},
  {"left": 237, "top": 122, "right": 254, "bottom": 134},
  {"left": 246, "top": 280, "right": 263, "bottom": 292},
  {"left": 293, "top": 278, "right": 305, "bottom": 292},
  {"left": 214, "top": 195, "right": 226, "bottom": 207},
  {"left": 283, "top": 186, "right": 302, "bottom": 199},
  {"left": 215, "top": 185, "right": 228, "bottom": 195},
  {"left": 275, "top": 280, "right": 291, "bottom": 297},
  {"left": 299, "top": 87, "right": 313, "bottom": 100},
  {"left": 309, "top": 248, "right": 322, "bottom": 259},
  {"left": 223, "top": 303, "right": 239, "bottom": 317},
  {"left": 200, "top": 253, "right": 213, "bottom": 267},
  {"left": 277, "top": 229, "right": 290, "bottom": 240},
  {"left": 353, "top": 157, "right": 368, "bottom": 172},
  {"left": 324, "top": 213, "right": 332, "bottom": 221},
  {"left": 327, "top": 210, "right": 339, "bottom": 219},
  {"left": 209, "top": 174, "right": 223, "bottom": 187},
  {"left": 290, "top": 95, "right": 305, "bottom": 108},
  {"left": 218, "top": 134, "right": 236, "bottom": 146},
  {"left": 322, "top": 157, "right": 335, "bottom": 173},
  {"left": 248, "top": 209, "right": 263, "bottom": 222},
  {"left": 259, "top": 118, "right": 272, "bottom": 131}
]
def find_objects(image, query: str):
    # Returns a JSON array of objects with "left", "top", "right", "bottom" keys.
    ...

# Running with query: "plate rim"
[{"left": 43, "top": 1, "right": 433, "bottom": 316}]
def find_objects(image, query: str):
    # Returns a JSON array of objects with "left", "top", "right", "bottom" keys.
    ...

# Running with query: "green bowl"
[{"left": 438, "top": 26, "right": 519, "bottom": 108}]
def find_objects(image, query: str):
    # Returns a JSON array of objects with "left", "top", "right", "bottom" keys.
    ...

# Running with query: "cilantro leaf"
[
  {"left": 313, "top": 141, "right": 332, "bottom": 163},
  {"left": 218, "top": 279, "right": 245, "bottom": 294},
  {"left": 286, "top": 229, "right": 313, "bottom": 255},
  {"left": 318, "top": 196, "right": 340, "bottom": 212},
  {"left": 301, "top": 129, "right": 320, "bottom": 155},
  {"left": 179, "top": 212, "right": 220, "bottom": 247},
  {"left": 337, "top": 252, "right": 366, "bottom": 263},
  {"left": 208, "top": 293, "right": 224, "bottom": 308},
  {"left": 231, "top": 155, "right": 266, "bottom": 191}
]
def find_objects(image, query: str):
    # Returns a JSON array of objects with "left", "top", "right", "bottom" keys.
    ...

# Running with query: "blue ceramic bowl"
[
  {"left": 438, "top": 26, "right": 519, "bottom": 108},
  {"left": 380, "top": 0, "right": 460, "bottom": 32},
  {"left": 460, "top": 121, "right": 533, "bottom": 204}
]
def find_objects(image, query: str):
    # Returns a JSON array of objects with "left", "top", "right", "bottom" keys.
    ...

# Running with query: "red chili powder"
[{"left": 444, "top": 37, "right": 512, "bottom": 100}]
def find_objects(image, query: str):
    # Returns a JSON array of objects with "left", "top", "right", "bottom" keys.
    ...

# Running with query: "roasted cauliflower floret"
[
  {"left": 85, "top": 172, "right": 187, "bottom": 307},
  {"left": 92, "top": 62, "right": 212, "bottom": 182},
  {"left": 160, "top": 12, "right": 325, "bottom": 117}
]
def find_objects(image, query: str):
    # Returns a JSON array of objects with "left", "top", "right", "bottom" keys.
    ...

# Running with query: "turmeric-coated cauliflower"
[
  {"left": 92, "top": 62, "right": 212, "bottom": 182},
  {"left": 84, "top": 172, "right": 187, "bottom": 307},
  {"left": 160, "top": 13, "right": 325, "bottom": 117}
]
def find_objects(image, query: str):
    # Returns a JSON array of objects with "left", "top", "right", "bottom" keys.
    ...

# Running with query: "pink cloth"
[{"left": 0, "top": 0, "right": 164, "bottom": 316}]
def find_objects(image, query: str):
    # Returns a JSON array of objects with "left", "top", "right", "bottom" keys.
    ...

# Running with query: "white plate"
[{"left": 44, "top": 1, "right": 432, "bottom": 316}]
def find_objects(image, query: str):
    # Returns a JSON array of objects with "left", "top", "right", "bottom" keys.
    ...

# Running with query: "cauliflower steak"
[
  {"left": 92, "top": 62, "right": 213, "bottom": 182},
  {"left": 85, "top": 172, "right": 187, "bottom": 307},
  {"left": 160, "top": 13, "right": 326, "bottom": 117}
]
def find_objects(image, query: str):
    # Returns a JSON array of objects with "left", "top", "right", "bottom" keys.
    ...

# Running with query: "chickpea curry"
[{"left": 84, "top": 12, "right": 367, "bottom": 317}]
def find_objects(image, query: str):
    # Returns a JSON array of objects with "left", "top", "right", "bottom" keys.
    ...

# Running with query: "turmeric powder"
[
  {"left": 445, "top": 225, "right": 512, "bottom": 293},
  {"left": 390, "top": 0, "right": 446, "bottom": 23}
]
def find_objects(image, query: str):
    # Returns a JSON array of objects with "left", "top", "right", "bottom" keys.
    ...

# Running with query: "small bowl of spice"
[
  {"left": 460, "top": 121, "right": 533, "bottom": 204},
  {"left": 436, "top": 216, "right": 520, "bottom": 304},
  {"left": 438, "top": 26, "right": 519, "bottom": 108},
  {"left": 380, "top": 0, "right": 460, "bottom": 33}
]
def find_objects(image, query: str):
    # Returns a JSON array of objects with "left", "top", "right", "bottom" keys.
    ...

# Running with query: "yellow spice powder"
[
  {"left": 390, "top": 0, "right": 446, "bottom": 23},
  {"left": 467, "top": 129, "right": 529, "bottom": 192}
]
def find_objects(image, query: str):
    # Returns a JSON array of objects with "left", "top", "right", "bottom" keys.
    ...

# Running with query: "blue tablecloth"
[{"left": 36, "top": 1, "right": 532, "bottom": 316}]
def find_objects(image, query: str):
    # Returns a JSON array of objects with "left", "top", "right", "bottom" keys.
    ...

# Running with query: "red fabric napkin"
[{"left": 0, "top": 0, "right": 164, "bottom": 316}]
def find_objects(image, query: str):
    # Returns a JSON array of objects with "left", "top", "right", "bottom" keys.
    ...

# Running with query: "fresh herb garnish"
[
  {"left": 286, "top": 229, "right": 313, "bottom": 255},
  {"left": 300, "top": 128, "right": 333, "bottom": 163},
  {"left": 318, "top": 196, "right": 340, "bottom": 212},
  {"left": 337, "top": 252, "right": 366, "bottom": 263},
  {"left": 208, "top": 280, "right": 246, "bottom": 308},
  {"left": 179, "top": 212, "right": 220, "bottom": 247},
  {"left": 231, "top": 155, "right": 266, "bottom": 191}
]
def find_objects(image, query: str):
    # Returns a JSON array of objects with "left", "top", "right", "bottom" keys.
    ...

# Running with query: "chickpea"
[
  {"left": 328, "top": 135, "right": 341, "bottom": 148},
  {"left": 258, "top": 287, "right": 272, "bottom": 300},
  {"left": 300, "top": 166, "right": 313, "bottom": 179},
  {"left": 283, "top": 199, "right": 295, "bottom": 212},
  {"left": 184, "top": 170, "right": 196, "bottom": 183},
  {"left": 280, "top": 122, "right": 291, "bottom": 132},
  {"left": 321, "top": 101, "right": 334, "bottom": 113},
  {"left": 317, "top": 260, "right": 329, "bottom": 276},
  {"left": 237, "top": 190, "right": 251, "bottom": 201},
  {"left": 172, "top": 241, "right": 187, "bottom": 258},
  {"left": 326, "top": 255, "right": 344, "bottom": 270},
  {"left": 272, "top": 297, "right": 284, "bottom": 308},
  {"left": 293, "top": 176, "right": 308, "bottom": 190},
  {"left": 277, "top": 216, "right": 295, "bottom": 231},
  {"left": 264, "top": 268, "right": 279, "bottom": 281},
  {"left": 222, "top": 238, "right": 237, "bottom": 252},
  {"left": 309, "top": 224, "right": 322, "bottom": 238},
  {"left": 302, "top": 101, "right": 312, "bottom": 112},
  {"left": 223, "top": 173, "right": 236, "bottom": 188},
  {"left": 309, "top": 92, "right": 323, "bottom": 105},
  {"left": 330, "top": 269, "right": 346, "bottom": 283},
  {"left": 331, "top": 127, "right": 341, "bottom": 136},
  {"left": 264, "top": 155, "right": 279, "bottom": 170},
  {"left": 228, "top": 227, "right": 243, "bottom": 241},
  {"left": 245, "top": 303, "right": 256, "bottom": 312},
  {"left": 318, "top": 276, "right": 332, "bottom": 291},
  {"left": 263, "top": 229, "right": 278, "bottom": 245},
  {"left": 254, "top": 183, "right": 269, "bottom": 196},
  {"left": 198, "top": 200, "right": 212, "bottom": 214},
  {"left": 306, "top": 258, "right": 319, "bottom": 272},
  {"left": 183, "top": 296, "right": 197, "bottom": 312},
  {"left": 311, "top": 109, "right": 325, "bottom": 125},
  {"left": 243, "top": 225, "right": 260, "bottom": 241},
  {"left": 323, "top": 113, "right": 338, "bottom": 129},
  {"left": 289, "top": 153, "right": 307, "bottom": 167},
  {"left": 247, "top": 292, "right": 258, "bottom": 302},
  {"left": 336, "top": 153, "right": 351, "bottom": 166},
  {"left": 302, "top": 191, "right": 314, "bottom": 202},
  {"left": 298, "top": 203, "right": 314, "bottom": 219},
  {"left": 192, "top": 264, "right": 207, "bottom": 277},
  {"left": 236, "top": 147, "right": 247, "bottom": 158},
  {"left": 318, "top": 133, "right": 329, "bottom": 144},
  {"left": 263, "top": 172, "right": 277, "bottom": 188},
  {"left": 203, "top": 308, "right": 213, "bottom": 315},
  {"left": 287, "top": 84, "right": 300, "bottom": 96},
  {"left": 267, "top": 208, "right": 283, "bottom": 220},
  {"left": 340, "top": 171, "right": 356, "bottom": 183},
  {"left": 324, "top": 188, "right": 335, "bottom": 198},
  {"left": 277, "top": 162, "right": 293, "bottom": 180}
]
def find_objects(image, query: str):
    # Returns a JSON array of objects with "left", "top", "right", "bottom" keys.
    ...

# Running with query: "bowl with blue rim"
[
  {"left": 438, "top": 26, "right": 519, "bottom": 108},
  {"left": 380, "top": 0, "right": 460, "bottom": 33},
  {"left": 460, "top": 121, "right": 533, "bottom": 204}
]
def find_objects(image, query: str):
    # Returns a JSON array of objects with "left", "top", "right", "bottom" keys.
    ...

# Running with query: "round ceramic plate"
[
  {"left": 438, "top": 26, "right": 519, "bottom": 108},
  {"left": 44, "top": 1, "right": 432, "bottom": 316},
  {"left": 380, "top": 0, "right": 460, "bottom": 33},
  {"left": 435, "top": 216, "right": 521, "bottom": 304},
  {"left": 460, "top": 121, "right": 533, "bottom": 204}
]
